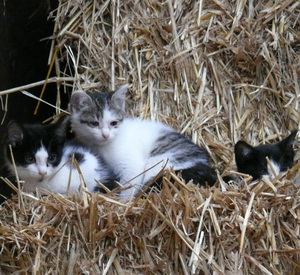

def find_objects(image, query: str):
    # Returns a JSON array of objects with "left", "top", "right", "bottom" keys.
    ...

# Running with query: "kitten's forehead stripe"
[
  {"left": 88, "top": 92, "right": 109, "bottom": 110},
  {"left": 87, "top": 90, "right": 125, "bottom": 117},
  {"left": 35, "top": 146, "right": 48, "bottom": 166},
  {"left": 79, "top": 91, "right": 113, "bottom": 121}
]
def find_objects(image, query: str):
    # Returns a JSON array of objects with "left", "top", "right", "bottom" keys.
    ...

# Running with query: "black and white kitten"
[
  {"left": 234, "top": 130, "right": 297, "bottom": 181},
  {"left": 2, "top": 121, "right": 116, "bottom": 195},
  {"left": 69, "top": 84, "right": 217, "bottom": 198}
]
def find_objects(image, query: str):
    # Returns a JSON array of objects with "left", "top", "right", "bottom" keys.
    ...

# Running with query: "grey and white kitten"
[
  {"left": 69, "top": 84, "right": 217, "bottom": 198},
  {"left": 2, "top": 121, "right": 116, "bottom": 195}
]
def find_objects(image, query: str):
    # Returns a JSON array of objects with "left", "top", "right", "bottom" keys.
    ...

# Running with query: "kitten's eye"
[
  {"left": 25, "top": 155, "right": 35, "bottom": 164},
  {"left": 110, "top": 121, "right": 118, "bottom": 127},
  {"left": 48, "top": 154, "right": 57, "bottom": 163},
  {"left": 90, "top": 121, "right": 99, "bottom": 127}
]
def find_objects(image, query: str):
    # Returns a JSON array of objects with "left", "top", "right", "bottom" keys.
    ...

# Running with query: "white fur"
[
  {"left": 35, "top": 146, "right": 49, "bottom": 176},
  {"left": 267, "top": 159, "right": 280, "bottom": 178},
  {"left": 9, "top": 145, "right": 104, "bottom": 195},
  {"left": 75, "top": 117, "right": 204, "bottom": 199}
]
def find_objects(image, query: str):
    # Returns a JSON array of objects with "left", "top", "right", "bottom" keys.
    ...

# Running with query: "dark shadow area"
[
  {"left": 0, "top": 0, "right": 69, "bottom": 125},
  {"left": 0, "top": 0, "right": 70, "bottom": 203}
]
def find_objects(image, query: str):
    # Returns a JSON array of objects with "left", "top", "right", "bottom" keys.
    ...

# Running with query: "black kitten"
[{"left": 234, "top": 130, "right": 297, "bottom": 181}]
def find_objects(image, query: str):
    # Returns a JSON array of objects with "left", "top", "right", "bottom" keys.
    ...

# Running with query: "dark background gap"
[{"left": 0, "top": 0, "right": 69, "bottom": 125}]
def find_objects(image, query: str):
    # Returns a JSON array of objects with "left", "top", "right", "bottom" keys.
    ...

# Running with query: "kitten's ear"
[
  {"left": 6, "top": 121, "right": 24, "bottom": 146},
  {"left": 70, "top": 90, "right": 92, "bottom": 113},
  {"left": 278, "top": 130, "right": 298, "bottom": 149},
  {"left": 234, "top": 141, "right": 255, "bottom": 158},
  {"left": 111, "top": 84, "right": 129, "bottom": 111}
]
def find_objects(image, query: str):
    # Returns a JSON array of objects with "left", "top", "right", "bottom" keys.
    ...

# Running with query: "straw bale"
[
  {"left": 1, "top": 175, "right": 300, "bottom": 274},
  {"left": 0, "top": 0, "right": 300, "bottom": 274}
]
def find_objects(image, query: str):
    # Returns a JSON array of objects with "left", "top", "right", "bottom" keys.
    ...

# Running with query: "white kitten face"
[
  {"left": 12, "top": 146, "right": 58, "bottom": 186},
  {"left": 70, "top": 88, "right": 127, "bottom": 146},
  {"left": 70, "top": 107, "right": 122, "bottom": 145},
  {"left": 98, "top": 109, "right": 122, "bottom": 142}
]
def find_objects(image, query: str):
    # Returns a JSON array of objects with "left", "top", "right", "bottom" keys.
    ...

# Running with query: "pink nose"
[
  {"left": 39, "top": 171, "right": 47, "bottom": 176},
  {"left": 102, "top": 133, "right": 109, "bottom": 140}
]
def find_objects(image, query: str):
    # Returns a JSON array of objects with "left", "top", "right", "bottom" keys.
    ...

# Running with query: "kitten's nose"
[
  {"left": 102, "top": 133, "right": 109, "bottom": 140},
  {"left": 39, "top": 171, "right": 47, "bottom": 177}
]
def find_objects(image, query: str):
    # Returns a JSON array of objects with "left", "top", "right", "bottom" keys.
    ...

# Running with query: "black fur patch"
[
  {"left": 72, "top": 152, "right": 85, "bottom": 164},
  {"left": 146, "top": 163, "right": 217, "bottom": 194},
  {"left": 235, "top": 130, "right": 297, "bottom": 181}
]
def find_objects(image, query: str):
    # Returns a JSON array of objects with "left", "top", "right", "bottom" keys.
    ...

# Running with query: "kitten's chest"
[
  {"left": 267, "top": 159, "right": 281, "bottom": 177},
  {"left": 98, "top": 131, "right": 156, "bottom": 166}
]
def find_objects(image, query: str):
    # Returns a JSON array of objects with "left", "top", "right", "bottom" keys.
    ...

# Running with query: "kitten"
[
  {"left": 2, "top": 121, "right": 117, "bottom": 195},
  {"left": 69, "top": 84, "right": 217, "bottom": 199},
  {"left": 234, "top": 130, "right": 297, "bottom": 181}
]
